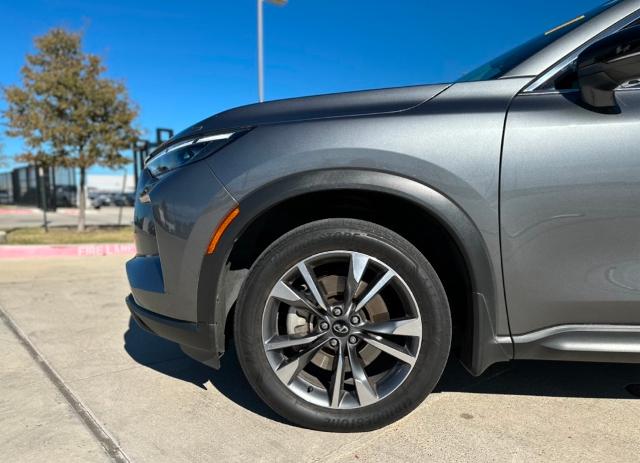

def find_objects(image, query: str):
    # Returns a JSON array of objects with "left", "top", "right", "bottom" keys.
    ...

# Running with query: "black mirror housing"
[{"left": 577, "top": 25, "right": 640, "bottom": 109}]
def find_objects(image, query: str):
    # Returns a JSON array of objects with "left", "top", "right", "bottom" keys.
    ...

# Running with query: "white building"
[{"left": 87, "top": 174, "right": 135, "bottom": 193}]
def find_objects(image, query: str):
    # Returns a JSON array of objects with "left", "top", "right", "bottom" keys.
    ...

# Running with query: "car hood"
[{"left": 174, "top": 83, "right": 450, "bottom": 140}]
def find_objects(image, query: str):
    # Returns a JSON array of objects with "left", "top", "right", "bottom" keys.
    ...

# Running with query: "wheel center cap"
[{"left": 332, "top": 320, "right": 350, "bottom": 337}]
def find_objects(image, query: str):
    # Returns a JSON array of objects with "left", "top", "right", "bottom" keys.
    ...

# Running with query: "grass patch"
[{"left": 6, "top": 226, "right": 134, "bottom": 245}]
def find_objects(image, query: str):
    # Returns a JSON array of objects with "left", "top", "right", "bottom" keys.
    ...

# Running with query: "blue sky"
[{"left": 1, "top": 0, "right": 604, "bottom": 174}]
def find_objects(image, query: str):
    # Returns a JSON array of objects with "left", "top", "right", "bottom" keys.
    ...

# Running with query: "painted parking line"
[{"left": 0, "top": 243, "right": 135, "bottom": 259}]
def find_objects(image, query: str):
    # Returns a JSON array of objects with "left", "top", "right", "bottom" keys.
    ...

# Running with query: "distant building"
[
  {"left": 87, "top": 174, "right": 135, "bottom": 193},
  {"left": 0, "top": 165, "right": 77, "bottom": 209},
  {"left": 0, "top": 168, "right": 135, "bottom": 208}
]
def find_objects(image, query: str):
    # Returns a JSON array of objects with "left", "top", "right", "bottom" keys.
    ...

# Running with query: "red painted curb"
[
  {"left": 0, "top": 208, "right": 37, "bottom": 215},
  {"left": 0, "top": 243, "right": 135, "bottom": 259}
]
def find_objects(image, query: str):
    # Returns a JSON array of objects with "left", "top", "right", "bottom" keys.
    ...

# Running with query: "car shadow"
[
  {"left": 124, "top": 316, "right": 639, "bottom": 422},
  {"left": 122, "top": 317, "right": 285, "bottom": 422},
  {"left": 435, "top": 356, "right": 640, "bottom": 399}
]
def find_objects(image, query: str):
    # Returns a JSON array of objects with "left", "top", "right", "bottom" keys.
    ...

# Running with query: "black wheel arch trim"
[{"left": 196, "top": 168, "right": 512, "bottom": 375}]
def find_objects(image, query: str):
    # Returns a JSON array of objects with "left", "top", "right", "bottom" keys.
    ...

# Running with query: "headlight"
[{"left": 145, "top": 130, "right": 248, "bottom": 177}]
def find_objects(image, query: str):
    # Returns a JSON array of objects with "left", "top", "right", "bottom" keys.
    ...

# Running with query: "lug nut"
[
  {"left": 332, "top": 307, "right": 343, "bottom": 317},
  {"left": 330, "top": 339, "right": 339, "bottom": 347},
  {"left": 349, "top": 335, "right": 358, "bottom": 345},
  {"left": 319, "top": 321, "right": 329, "bottom": 331},
  {"left": 350, "top": 315, "right": 361, "bottom": 325}
]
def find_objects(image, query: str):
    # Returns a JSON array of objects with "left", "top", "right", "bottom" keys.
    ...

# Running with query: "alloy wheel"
[{"left": 261, "top": 250, "right": 422, "bottom": 409}]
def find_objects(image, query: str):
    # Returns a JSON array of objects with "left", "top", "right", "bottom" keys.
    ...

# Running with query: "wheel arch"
[{"left": 197, "top": 169, "right": 511, "bottom": 375}]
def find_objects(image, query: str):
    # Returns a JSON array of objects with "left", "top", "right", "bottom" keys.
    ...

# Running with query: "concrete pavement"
[
  {"left": 0, "top": 314, "right": 112, "bottom": 462},
  {"left": 1, "top": 255, "right": 639, "bottom": 462}
]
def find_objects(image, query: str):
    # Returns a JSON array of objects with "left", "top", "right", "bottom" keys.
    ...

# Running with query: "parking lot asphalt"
[
  {"left": 1, "top": 255, "right": 639, "bottom": 462},
  {"left": 0, "top": 206, "right": 133, "bottom": 230}
]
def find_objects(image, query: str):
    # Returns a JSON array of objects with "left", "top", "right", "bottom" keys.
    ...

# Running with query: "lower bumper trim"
[{"left": 125, "top": 294, "right": 220, "bottom": 369}]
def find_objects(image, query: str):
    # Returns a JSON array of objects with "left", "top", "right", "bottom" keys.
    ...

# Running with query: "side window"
[
  {"left": 618, "top": 18, "right": 640, "bottom": 89},
  {"left": 626, "top": 18, "right": 640, "bottom": 28},
  {"left": 536, "top": 17, "right": 640, "bottom": 92}
]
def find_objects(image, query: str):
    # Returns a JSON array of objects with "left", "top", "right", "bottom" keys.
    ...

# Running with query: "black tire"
[{"left": 234, "top": 218, "right": 451, "bottom": 432}]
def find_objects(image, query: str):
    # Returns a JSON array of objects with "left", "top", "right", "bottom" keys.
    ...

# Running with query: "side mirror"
[{"left": 577, "top": 25, "right": 640, "bottom": 109}]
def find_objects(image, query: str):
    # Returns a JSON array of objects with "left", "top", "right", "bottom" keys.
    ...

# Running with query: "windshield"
[{"left": 458, "top": 0, "right": 623, "bottom": 82}]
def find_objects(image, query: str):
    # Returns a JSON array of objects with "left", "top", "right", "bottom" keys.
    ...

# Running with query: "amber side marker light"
[{"left": 206, "top": 207, "right": 240, "bottom": 254}]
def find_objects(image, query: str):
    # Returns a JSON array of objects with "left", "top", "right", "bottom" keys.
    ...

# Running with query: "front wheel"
[{"left": 234, "top": 218, "right": 451, "bottom": 431}]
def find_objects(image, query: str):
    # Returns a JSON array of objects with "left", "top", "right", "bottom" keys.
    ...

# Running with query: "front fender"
[{"left": 198, "top": 169, "right": 512, "bottom": 375}]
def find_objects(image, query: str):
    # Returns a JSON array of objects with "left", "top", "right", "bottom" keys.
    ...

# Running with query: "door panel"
[{"left": 501, "top": 89, "right": 640, "bottom": 334}]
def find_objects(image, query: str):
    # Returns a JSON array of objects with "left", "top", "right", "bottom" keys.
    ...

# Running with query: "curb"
[
  {"left": 0, "top": 243, "right": 135, "bottom": 259},
  {"left": 0, "top": 208, "right": 39, "bottom": 215}
]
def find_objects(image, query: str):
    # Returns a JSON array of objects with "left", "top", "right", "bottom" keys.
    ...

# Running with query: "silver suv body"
[{"left": 126, "top": 1, "right": 640, "bottom": 430}]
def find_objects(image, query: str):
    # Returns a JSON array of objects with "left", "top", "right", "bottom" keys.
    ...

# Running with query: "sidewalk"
[{"left": 0, "top": 316, "right": 112, "bottom": 462}]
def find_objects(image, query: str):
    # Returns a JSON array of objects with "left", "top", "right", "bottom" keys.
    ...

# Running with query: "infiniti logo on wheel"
[{"left": 332, "top": 321, "right": 349, "bottom": 336}]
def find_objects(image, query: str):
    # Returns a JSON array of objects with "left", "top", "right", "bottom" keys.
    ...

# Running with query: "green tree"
[{"left": 3, "top": 28, "right": 139, "bottom": 230}]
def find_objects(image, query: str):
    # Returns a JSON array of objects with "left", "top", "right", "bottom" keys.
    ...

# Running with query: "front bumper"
[
  {"left": 125, "top": 160, "right": 238, "bottom": 368},
  {"left": 126, "top": 294, "right": 221, "bottom": 368}
]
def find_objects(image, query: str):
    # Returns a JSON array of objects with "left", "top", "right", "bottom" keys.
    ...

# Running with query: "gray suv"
[{"left": 126, "top": 0, "right": 640, "bottom": 431}]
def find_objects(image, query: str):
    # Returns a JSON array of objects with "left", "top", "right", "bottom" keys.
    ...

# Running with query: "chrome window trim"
[
  {"left": 609, "top": 49, "right": 640, "bottom": 62},
  {"left": 520, "top": 88, "right": 580, "bottom": 97},
  {"left": 523, "top": 9, "right": 640, "bottom": 94},
  {"left": 619, "top": 83, "right": 640, "bottom": 91},
  {"left": 519, "top": 83, "right": 640, "bottom": 97}
]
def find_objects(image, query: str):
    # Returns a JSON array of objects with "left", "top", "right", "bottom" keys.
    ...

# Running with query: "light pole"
[
  {"left": 117, "top": 168, "right": 127, "bottom": 227},
  {"left": 37, "top": 165, "right": 48, "bottom": 232},
  {"left": 257, "top": 0, "right": 287, "bottom": 102}
]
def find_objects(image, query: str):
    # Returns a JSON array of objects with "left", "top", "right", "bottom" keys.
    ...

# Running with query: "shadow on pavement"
[
  {"left": 123, "top": 317, "right": 285, "bottom": 422},
  {"left": 436, "top": 357, "right": 640, "bottom": 399},
  {"left": 124, "top": 315, "right": 639, "bottom": 420}
]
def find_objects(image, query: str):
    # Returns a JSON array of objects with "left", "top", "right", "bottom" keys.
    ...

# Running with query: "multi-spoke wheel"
[
  {"left": 235, "top": 219, "right": 451, "bottom": 431},
  {"left": 263, "top": 251, "right": 422, "bottom": 409}
]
